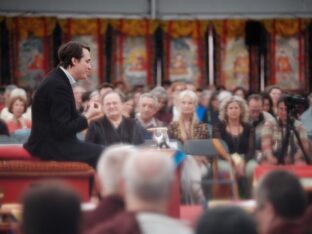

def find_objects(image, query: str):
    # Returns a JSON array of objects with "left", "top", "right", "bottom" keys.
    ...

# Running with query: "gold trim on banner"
[
  {"left": 162, "top": 20, "right": 202, "bottom": 38},
  {"left": 6, "top": 17, "right": 56, "bottom": 39},
  {"left": 211, "top": 19, "right": 246, "bottom": 38},
  {"left": 227, "top": 19, "right": 246, "bottom": 38},
  {"left": 110, "top": 19, "right": 159, "bottom": 36},
  {"left": 58, "top": 19, "right": 107, "bottom": 36},
  {"left": 211, "top": 20, "right": 224, "bottom": 36},
  {"left": 263, "top": 19, "right": 312, "bottom": 37}
]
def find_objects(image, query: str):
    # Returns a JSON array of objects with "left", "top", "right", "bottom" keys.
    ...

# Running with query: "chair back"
[{"left": 183, "top": 139, "right": 229, "bottom": 158}]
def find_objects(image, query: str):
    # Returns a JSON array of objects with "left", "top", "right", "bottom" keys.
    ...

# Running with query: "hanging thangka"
[
  {"left": 216, "top": 20, "right": 249, "bottom": 91},
  {"left": 117, "top": 36, "right": 148, "bottom": 87},
  {"left": 7, "top": 17, "right": 55, "bottom": 88},
  {"left": 168, "top": 37, "right": 200, "bottom": 83},
  {"left": 265, "top": 19, "right": 308, "bottom": 92},
  {"left": 274, "top": 36, "right": 302, "bottom": 90},
  {"left": 163, "top": 20, "right": 205, "bottom": 86},
  {"left": 222, "top": 38, "right": 249, "bottom": 90},
  {"left": 18, "top": 37, "right": 45, "bottom": 87},
  {"left": 112, "top": 19, "right": 156, "bottom": 88}
]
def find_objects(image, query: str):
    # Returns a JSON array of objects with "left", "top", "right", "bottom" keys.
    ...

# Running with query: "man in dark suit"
[{"left": 24, "top": 41, "right": 103, "bottom": 167}]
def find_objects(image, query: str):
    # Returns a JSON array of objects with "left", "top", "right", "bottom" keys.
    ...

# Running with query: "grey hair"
[
  {"left": 138, "top": 92, "right": 158, "bottom": 107},
  {"left": 219, "top": 95, "right": 249, "bottom": 123},
  {"left": 97, "top": 144, "right": 138, "bottom": 194},
  {"left": 123, "top": 150, "right": 175, "bottom": 202},
  {"left": 150, "top": 86, "right": 168, "bottom": 102}
]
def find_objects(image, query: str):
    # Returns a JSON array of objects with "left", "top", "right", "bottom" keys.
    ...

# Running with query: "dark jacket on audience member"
[{"left": 85, "top": 116, "right": 144, "bottom": 146}]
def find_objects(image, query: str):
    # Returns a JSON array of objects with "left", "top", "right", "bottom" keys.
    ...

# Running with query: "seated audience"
[
  {"left": 196, "top": 206, "right": 257, "bottom": 234},
  {"left": 261, "top": 92, "right": 274, "bottom": 116},
  {"left": 247, "top": 94, "right": 275, "bottom": 156},
  {"left": 232, "top": 86, "right": 247, "bottom": 99},
  {"left": 0, "top": 84, "right": 17, "bottom": 121},
  {"left": 84, "top": 144, "right": 138, "bottom": 232},
  {"left": 266, "top": 85, "right": 283, "bottom": 115},
  {"left": 1, "top": 87, "right": 31, "bottom": 122},
  {"left": 151, "top": 86, "right": 171, "bottom": 126},
  {"left": 254, "top": 170, "right": 307, "bottom": 234},
  {"left": 85, "top": 91, "right": 144, "bottom": 146},
  {"left": 202, "top": 91, "right": 220, "bottom": 126},
  {"left": 168, "top": 81, "right": 187, "bottom": 122},
  {"left": 261, "top": 95, "right": 310, "bottom": 165},
  {"left": 89, "top": 149, "right": 193, "bottom": 234},
  {"left": 99, "top": 82, "right": 114, "bottom": 99},
  {"left": 196, "top": 89, "right": 212, "bottom": 122},
  {"left": 300, "top": 92, "right": 312, "bottom": 139},
  {"left": 136, "top": 93, "right": 164, "bottom": 140},
  {"left": 123, "top": 93, "right": 135, "bottom": 118},
  {"left": 6, "top": 95, "right": 31, "bottom": 134},
  {"left": 213, "top": 95, "right": 255, "bottom": 196},
  {"left": 21, "top": 182, "right": 82, "bottom": 234}
]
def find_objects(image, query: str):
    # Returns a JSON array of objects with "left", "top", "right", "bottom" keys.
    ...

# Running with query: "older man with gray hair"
[
  {"left": 84, "top": 144, "right": 138, "bottom": 232},
  {"left": 136, "top": 93, "right": 164, "bottom": 140},
  {"left": 89, "top": 149, "right": 193, "bottom": 234}
]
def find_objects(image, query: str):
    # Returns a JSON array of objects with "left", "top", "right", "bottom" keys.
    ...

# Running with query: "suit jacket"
[{"left": 24, "top": 67, "right": 103, "bottom": 167}]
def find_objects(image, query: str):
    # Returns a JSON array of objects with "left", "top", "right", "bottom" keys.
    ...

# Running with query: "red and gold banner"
[
  {"left": 265, "top": 19, "right": 308, "bottom": 92},
  {"left": 214, "top": 19, "right": 250, "bottom": 90},
  {"left": 162, "top": 20, "right": 206, "bottom": 86},
  {"left": 112, "top": 19, "right": 156, "bottom": 87},
  {"left": 6, "top": 17, "right": 56, "bottom": 87}
]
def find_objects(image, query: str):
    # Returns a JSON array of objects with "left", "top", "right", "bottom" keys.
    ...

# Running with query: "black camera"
[{"left": 284, "top": 94, "right": 307, "bottom": 116}]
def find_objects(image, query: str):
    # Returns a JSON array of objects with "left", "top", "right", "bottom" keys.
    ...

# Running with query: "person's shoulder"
[
  {"left": 88, "top": 211, "right": 139, "bottom": 234},
  {"left": 137, "top": 213, "right": 193, "bottom": 234}
]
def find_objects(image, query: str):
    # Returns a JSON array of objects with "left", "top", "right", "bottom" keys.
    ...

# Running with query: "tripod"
[{"left": 278, "top": 109, "right": 311, "bottom": 165}]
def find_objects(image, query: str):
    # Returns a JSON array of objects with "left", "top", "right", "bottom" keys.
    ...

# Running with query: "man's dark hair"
[
  {"left": 21, "top": 182, "right": 82, "bottom": 234},
  {"left": 58, "top": 41, "right": 90, "bottom": 68},
  {"left": 196, "top": 206, "right": 257, "bottom": 234},
  {"left": 256, "top": 170, "right": 307, "bottom": 219}
]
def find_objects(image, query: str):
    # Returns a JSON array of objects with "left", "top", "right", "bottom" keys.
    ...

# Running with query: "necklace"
[{"left": 226, "top": 124, "right": 242, "bottom": 154}]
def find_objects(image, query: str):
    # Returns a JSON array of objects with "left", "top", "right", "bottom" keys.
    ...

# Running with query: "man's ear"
[{"left": 71, "top": 57, "right": 78, "bottom": 66}]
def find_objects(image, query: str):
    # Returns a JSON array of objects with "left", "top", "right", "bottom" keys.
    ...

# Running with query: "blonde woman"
[
  {"left": 213, "top": 95, "right": 255, "bottom": 196},
  {"left": 168, "top": 90, "right": 210, "bottom": 203},
  {"left": 168, "top": 90, "right": 209, "bottom": 142}
]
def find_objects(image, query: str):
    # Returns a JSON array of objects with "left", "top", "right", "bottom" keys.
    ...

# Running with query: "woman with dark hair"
[
  {"left": 232, "top": 86, "right": 247, "bottom": 99},
  {"left": 203, "top": 91, "right": 220, "bottom": 126},
  {"left": 261, "top": 92, "right": 275, "bottom": 116},
  {"left": 267, "top": 85, "right": 283, "bottom": 115}
]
